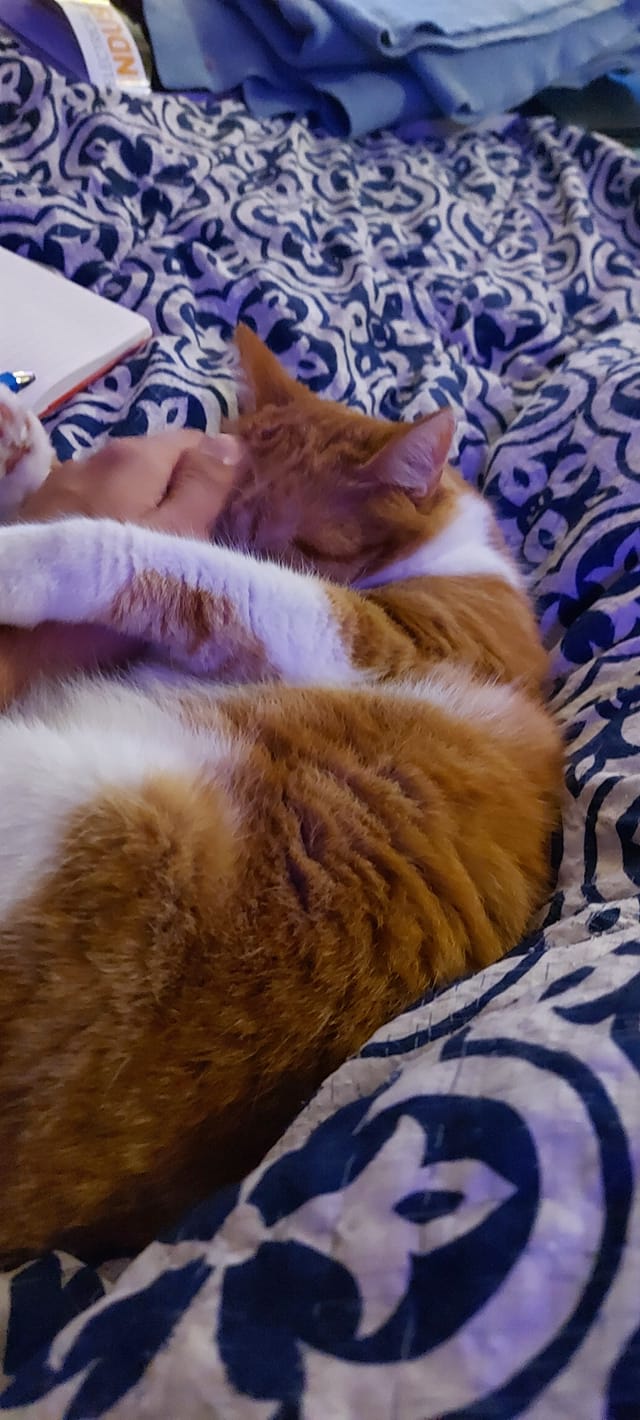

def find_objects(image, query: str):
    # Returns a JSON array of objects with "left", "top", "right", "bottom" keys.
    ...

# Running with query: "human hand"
[
  {"left": 20, "top": 429, "right": 245, "bottom": 539},
  {"left": 0, "top": 428, "right": 245, "bottom": 703}
]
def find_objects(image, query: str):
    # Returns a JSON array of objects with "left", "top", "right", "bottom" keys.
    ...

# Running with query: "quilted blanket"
[{"left": 0, "top": 33, "right": 639, "bottom": 1419}]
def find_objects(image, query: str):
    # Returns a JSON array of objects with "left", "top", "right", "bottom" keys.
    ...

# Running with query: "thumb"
[{"left": 148, "top": 434, "right": 245, "bottom": 537}]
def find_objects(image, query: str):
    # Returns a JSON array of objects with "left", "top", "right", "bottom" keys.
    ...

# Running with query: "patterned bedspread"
[{"left": 0, "top": 34, "right": 640, "bottom": 1418}]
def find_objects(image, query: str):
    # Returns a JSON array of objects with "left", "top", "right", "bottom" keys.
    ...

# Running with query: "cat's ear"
[
  {"left": 361, "top": 408, "right": 455, "bottom": 501},
  {"left": 235, "top": 324, "right": 301, "bottom": 410}
]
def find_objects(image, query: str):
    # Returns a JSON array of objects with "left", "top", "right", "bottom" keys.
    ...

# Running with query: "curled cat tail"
[{"left": 0, "top": 744, "right": 241, "bottom": 1257}]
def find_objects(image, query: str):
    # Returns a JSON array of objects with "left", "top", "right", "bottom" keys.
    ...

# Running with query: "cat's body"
[{"left": 0, "top": 328, "right": 562, "bottom": 1259}]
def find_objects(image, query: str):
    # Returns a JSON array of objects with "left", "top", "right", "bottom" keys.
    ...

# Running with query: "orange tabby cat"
[{"left": 0, "top": 326, "right": 562, "bottom": 1260}]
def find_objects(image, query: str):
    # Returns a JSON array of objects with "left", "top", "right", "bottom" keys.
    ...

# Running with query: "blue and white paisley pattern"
[{"left": 1, "top": 33, "right": 640, "bottom": 1417}]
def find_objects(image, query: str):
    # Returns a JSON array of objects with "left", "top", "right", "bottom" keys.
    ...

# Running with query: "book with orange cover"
[{"left": 0, "top": 0, "right": 151, "bottom": 92}]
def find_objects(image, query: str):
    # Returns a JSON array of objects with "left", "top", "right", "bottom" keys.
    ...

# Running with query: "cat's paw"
[{"left": 0, "top": 390, "right": 52, "bottom": 521}]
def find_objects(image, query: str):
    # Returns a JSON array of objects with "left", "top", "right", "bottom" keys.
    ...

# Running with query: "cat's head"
[{"left": 219, "top": 325, "right": 458, "bottom": 585}]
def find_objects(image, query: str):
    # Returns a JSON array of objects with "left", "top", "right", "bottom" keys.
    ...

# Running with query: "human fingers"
[
  {"left": 146, "top": 434, "right": 244, "bottom": 537},
  {"left": 20, "top": 429, "right": 207, "bottom": 524}
]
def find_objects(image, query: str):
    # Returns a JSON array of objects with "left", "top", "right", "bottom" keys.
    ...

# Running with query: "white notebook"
[{"left": 0, "top": 246, "right": 152, "bottom": 415}]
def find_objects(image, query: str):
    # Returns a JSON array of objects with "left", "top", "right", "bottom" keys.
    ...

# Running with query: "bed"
[{"left": 0, "top": 32, "right": 639, "bottom": 1418}]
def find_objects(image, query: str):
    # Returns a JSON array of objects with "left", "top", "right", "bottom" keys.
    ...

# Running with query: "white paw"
[{"left": 0, "top": 390, "right": 52, "bottom": 521}]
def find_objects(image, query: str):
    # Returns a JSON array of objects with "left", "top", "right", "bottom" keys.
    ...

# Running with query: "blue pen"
[{"left": 0, "top": 371, "right": 35, "bottom": 393}]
